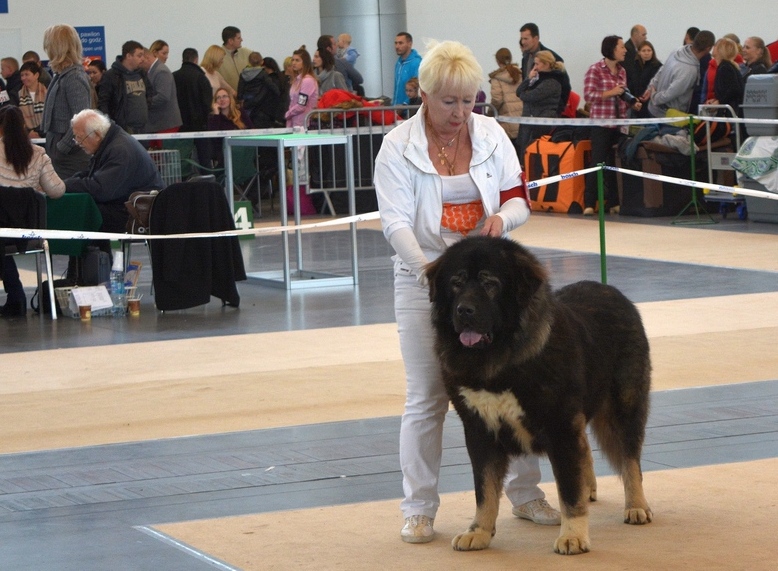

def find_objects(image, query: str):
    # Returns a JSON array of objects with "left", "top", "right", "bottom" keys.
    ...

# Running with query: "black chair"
[{"left": 0, "top": 187, "right": 57, "bottom": 318}]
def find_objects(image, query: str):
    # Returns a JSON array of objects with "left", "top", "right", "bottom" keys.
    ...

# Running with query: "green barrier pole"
[
  {"left": 688, "top": 114, "right": 696, "bottom": 181},
  {"left": 672, "top": 114, "right": 715, "bottom": 225},
  {"left": 597, "top": 163, "right": 607, "bottom": 285}
]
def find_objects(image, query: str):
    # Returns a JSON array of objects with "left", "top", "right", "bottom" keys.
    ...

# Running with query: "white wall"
[{"left": 1, "top": 1, "right": 776, "bottom": 100}]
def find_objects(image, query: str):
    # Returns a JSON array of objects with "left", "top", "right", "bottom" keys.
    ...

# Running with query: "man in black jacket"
[
  {"left": 173, "top": 48, "right": 212, "bottom": 162},
  {"left": 174, "top": 48, "right": 211, "bottom": 132},
  {"left": 519, "top": 23, "right": 563, "bottom": 78},
  {"left": 0, "top": 58, "right": 22, "bottom": 105},
  {"left": 519, "top": 23, "right": 569, "bottom": 116},
  {"left": 97, "top": 40, "right": 152, "bottom": 134},
  {"left": 237, "top": 51, "right": 281, "bottom": 128},
  {"left": 66, "top": 109, "right": 162, "bottom": 233}
]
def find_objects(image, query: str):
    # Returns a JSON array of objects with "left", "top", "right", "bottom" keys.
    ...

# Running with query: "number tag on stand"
[{"left": 233, "top": 201, "right": 255, "bottom": 241}]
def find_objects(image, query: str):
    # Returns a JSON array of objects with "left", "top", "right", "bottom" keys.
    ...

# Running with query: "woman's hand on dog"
[{"left": 480, "top": 215, "right": 504, "bottom": 237}]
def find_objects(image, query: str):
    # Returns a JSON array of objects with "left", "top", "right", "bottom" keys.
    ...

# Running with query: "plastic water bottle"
[{"left": 110, "top": 252, "right": 126, "bottom": 316}]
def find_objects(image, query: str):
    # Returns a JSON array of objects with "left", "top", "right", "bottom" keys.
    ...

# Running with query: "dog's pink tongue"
[{"left": 459, "top": 329, "right": 484, "bottom": 347}]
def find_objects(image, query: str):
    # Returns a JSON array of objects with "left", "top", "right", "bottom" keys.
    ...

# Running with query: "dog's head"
[{"left": 426, "top": 236, "right": 549, "bottom": 353}]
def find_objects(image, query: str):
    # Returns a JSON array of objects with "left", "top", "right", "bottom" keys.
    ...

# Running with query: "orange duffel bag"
[{"left": 524, "top": 135, "right": 591, "bottom": 214}]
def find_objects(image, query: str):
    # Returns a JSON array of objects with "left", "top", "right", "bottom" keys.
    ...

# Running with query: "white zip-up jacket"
[{"left": 375, "top": 107, "right": 529, "bottom": 275}]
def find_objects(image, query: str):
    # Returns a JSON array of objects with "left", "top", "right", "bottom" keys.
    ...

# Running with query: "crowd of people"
[
  {"left": 484, "top": 23, "right": 774, "bottom": 215},
  {"left": 0, "top": 22, "right": 774, "bottom": 312},
  {"left": 0, "top": 24, "right": 761, "bottom": 238}
]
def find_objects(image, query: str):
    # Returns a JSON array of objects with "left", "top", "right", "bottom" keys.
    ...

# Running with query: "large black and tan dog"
[{"left": 426, "top": 236, "right": 652, "bottom": 555}]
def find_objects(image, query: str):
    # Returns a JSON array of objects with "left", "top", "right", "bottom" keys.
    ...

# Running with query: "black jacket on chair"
[
  {"left": 149, "top": 181, "right": 246, "bottom": 310},
  {"left": 0, "top": 186, "right": 41, "bottom": 254}
]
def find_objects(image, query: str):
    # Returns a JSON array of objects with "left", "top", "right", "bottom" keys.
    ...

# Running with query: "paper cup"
[
  {"left": 79, "top": 305, "right": 91, "bottom": 321},
  {"left": 127, "top": 298, "right": 141, "bottom": 316}
]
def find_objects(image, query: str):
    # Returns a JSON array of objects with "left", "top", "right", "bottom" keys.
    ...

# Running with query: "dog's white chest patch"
[{"left": 459, "top": 388, "right": 533, "bottom": 448}]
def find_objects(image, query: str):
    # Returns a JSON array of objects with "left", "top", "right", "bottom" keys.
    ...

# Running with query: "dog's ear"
[
  {"left": 425, "top": 257, "right": 442, "bottom": 301},
  {"left": 514, "top": 248, "right": 548, "bottom": 296}
]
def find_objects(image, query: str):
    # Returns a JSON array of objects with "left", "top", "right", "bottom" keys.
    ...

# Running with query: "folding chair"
[
  {"left": 0, "top": 188, "right": 56, "bottom": 318},
  {"left": 162, "top": 138, "right": 197, "bottom": 179}
]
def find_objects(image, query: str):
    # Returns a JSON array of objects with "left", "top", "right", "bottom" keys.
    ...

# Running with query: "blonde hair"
[
  {"left": 418, "top": 40, "right": 482, "bottom": 96},
  {"left": 213, "top": 88, "right": 246, "bottom": 129},
  {"left": 534, "top": 50, "right": 564, "bottom": 71},
  {"left": 43, "top": 24, "right": 83, "bottom": 73},
  {"left": 149, "top": 39, "right": 168, "bottom": 56},
  {"left": 201, "top": 45, "right": 226, "bottom": 73},
  {"left": 716, "top": 38, "right": 739, "bottom": 63}
]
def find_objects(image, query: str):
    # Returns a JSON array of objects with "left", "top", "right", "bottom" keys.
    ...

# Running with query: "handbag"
[
  {"left": 125, "top": 190, "right": 159, "bottom": 234},
  {"left": 31, "top": 278, "right": 77, "bottom": 315}
]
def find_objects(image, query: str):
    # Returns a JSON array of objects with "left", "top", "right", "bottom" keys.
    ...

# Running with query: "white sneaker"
[
  {"left": 512, "top": 498, "right": 561, "bottom": 525},
  {"left": 583, "top": 207, "right": 595, "bottom": 216},
  {"left": 401, "top": 515, "right": 435, "bottom": 543}
]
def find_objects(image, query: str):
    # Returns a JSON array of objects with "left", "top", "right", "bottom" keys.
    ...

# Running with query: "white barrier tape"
[
  {"left": 31, "top": 115, "right": 776, "bottom": 145},
  {"left": 0, "top": 211, "right": 381, "bottom": 242},
  {"left": 498, "top": 115, "right": 778, "bottom": 127},
  {"left": 31, "top": 127, "right": 293, "bottom": 146},
  {"left": 603, "top": 165, "right": 778, "bottom": 201},
  {"left": 499, "top": 116, "right": 678, "bottom": 127},
  {"left": 525, "top": 161, "right": 778, "bottom": 202},
  {"left": 131, "top": 127, "right": 293, "bottom": 141},
  {"left": 526, "top": 166, "right": 602, "bottom": 189}
]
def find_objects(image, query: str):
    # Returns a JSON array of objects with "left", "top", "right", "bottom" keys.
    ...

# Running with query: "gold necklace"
[
  {"left": 437, "top": 130, "right": 461, "bottom": 176},
  {"left": 426, "top": 116, "right": 463, "bottom": 176}
]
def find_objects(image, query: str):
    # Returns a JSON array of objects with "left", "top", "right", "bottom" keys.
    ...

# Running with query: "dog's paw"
[
  {"left": 452, "top": 528, "right": 492, "bottom": 551},
  {"left": 553, "top": 517, "right": 590, "bottom": 555},
  {"left": 624, "top": 506, "right": 652, "bottom": 524},
  {"left": 553, "top": 533, "right": 591, "bottom": 555}
]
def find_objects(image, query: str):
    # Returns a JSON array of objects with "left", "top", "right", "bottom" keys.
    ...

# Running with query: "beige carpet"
[
  {"left": 512, "top": 215, "right": 778, "bottom": 272},
  {"left": 2, "top": 294, "right": 777, "bottom": 453},
  {"left": 3, "top": 215, "right": 776, "bottom": 454},
  {"left": 155, "top": 458, "right": 778, "bottom": 571}
]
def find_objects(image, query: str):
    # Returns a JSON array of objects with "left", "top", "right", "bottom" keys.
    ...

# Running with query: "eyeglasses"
[{"left": 73, "top": 130, "right": 94, "bottom": 145}]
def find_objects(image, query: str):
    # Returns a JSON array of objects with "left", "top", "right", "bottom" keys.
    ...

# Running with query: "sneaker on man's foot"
[
  {"left": 583, "top": 207, "right": 595, "bottom": 216},
  {"left": 401, "top": 515, "right": 435, "bottom": 543},
  {"left": 512, "top": 498, "right": 561, "bottom": 525}
]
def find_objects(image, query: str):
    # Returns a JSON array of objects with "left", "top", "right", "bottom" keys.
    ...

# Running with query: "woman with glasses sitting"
[{"left": 205, "top": 87, "right": 253, "bottom": 168}]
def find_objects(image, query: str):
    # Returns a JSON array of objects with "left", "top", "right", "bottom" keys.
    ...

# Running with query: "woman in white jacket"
[{"left": 374, "top": 39, "right": 560, "bottom": 545}]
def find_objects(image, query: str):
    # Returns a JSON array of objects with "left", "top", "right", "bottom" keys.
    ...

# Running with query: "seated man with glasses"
[{"left": 65, "top": 108, "right": 162, "bottom": 233}]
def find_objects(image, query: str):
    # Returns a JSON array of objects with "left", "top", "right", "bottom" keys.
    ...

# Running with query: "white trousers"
[{"left": 394, "top": 268, "right": 546, "bottom": 519}]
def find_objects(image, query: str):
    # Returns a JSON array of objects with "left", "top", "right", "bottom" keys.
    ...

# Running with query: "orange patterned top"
[{"left": 441, "top": 200, "right": 485, "bottom": 235}]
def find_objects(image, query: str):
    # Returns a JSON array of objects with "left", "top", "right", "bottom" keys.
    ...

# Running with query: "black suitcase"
[{"left": 80, "top": 246, "right": 111, "bottom": 285}]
